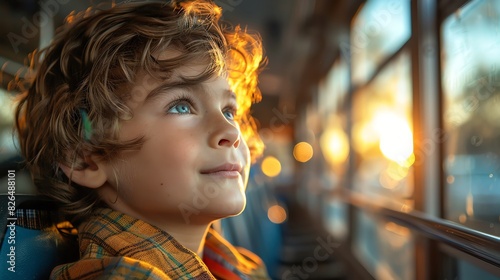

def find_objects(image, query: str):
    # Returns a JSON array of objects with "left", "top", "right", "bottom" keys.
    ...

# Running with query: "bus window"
[
  {"left": 350, "top": 0, "right": 411, "bottom": 85},
  {"left": 352, "top": 51, "right": 414, "bottom": 210},
  {"left": 0, "top": 88, "right": 16, "bottom": 157},
  {"left": 318, "top": 59, "right": 350, "bottom": 241},
  {"left": 441, "top": 0, "right": 500, "bottom": 237},
  {"left": 441, "top": 252, "right": 500, "bottom": 280},
  {"left": 353, "top": 209, "right": 415, "bottom": 280}
]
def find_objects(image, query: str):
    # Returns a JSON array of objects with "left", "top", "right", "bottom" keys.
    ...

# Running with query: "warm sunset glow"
[
  {"left": 267, "top": 204, "right": 287, "bottom": 224},
  {"left": 225, "top": 26, "right": 265, "bottom": 161},
  {"left": 261, "top": 156, "right": 281, "bottom": 177},
  {"left": 293, "top": 142, "right": 314, "bottom": 163},
  {"left": 320, "top": 128, "right": 349, "bottom": 165},
  {"left": 373, "top": 111, "right": 413, "bottom": 163},
  {"left": 352, "top": 122, "right": 379, "bottom": 153},
  {"left": 386, "top": 163, "right": 409, "bottom": 181}
]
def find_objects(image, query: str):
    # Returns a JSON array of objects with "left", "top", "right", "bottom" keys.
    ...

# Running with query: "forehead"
[
  {"left": 126, "top": 65, "right": 231, "bottom": 104},
  {"left": 120, "top": 48, "right": 230, "bottom": 104}
]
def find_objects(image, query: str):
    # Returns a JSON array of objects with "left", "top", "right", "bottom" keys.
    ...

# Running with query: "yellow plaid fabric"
[{"left": 50, "top": 208, "right": 269, "bottom": 280}]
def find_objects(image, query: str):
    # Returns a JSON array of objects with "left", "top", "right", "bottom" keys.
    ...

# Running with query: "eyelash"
[
  {"left": 223, "top": 104, "right": 238, "bottom": 121},
  {"left": 166, "top": 95, "right": 195, "bottom": 115}
]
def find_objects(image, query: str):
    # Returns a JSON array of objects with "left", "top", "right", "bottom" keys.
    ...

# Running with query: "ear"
[{"left": 59, "top": 155, "right": 108, "bottom": 189}]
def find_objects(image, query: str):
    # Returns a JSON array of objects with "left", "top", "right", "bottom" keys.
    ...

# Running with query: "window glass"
[
  {"left": 318, "top": 59, "right": 348, "bottom": 123},
  {"left": 323, "top": 197, "right": 348, "bottom": 240},
  {"left": 317, "top": 59, "right": 349, "bottom": 240},
  {"left": 353, "top": 209, "right": 415, "bottom": 280},
  {"left": 351, "top": 51, "right": 414, "bottom": 210},
  {"left": 295, "top": 105, "right": 324, "bottom": 214},
  {"left": 441, "top": 252, "right": 500, "bottom": 280},
  {"left": 350, "top": 0, "right": 411, "bottom": 85},
  {"left": 318, "top": 59, "right": 350, "bottom": 183},
  {"left": 441, "top": 0, "right": 500, "bottom": 237},
  {"left": 0, "top": 88, "right": 17, "bottom": 160},
  {"left": 0, "top": 89, "right": 35, "bottom": 195}
]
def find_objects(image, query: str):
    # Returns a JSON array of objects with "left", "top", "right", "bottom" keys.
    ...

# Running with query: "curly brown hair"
[{"left": 14, "top": 0, "right": 264, "bottom": 225}]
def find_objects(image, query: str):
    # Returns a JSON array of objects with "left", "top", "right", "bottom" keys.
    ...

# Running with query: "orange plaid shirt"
[{"left": 50, "top": 208, "right": 269, "bottom": 279}]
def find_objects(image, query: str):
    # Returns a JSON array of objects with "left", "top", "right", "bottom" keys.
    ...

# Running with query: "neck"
[{"left": 165, "top": 223, "right": 211, "bottom": 256}]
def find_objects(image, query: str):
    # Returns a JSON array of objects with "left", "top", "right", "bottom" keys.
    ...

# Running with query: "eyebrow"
[
  {"left": 144, "top": 81, "right": 196, "bottom": 102},
  {"left": 144, "top": 81, "right": 236, "bottom": 103},
  {"left": 226, "top": 89, "right": 237, "bottom": 100}
]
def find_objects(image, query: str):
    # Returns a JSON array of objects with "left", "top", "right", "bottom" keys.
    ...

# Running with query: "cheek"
[
  {"left": 240, "top": 140, "right": 251, "bottom": 166},
  {"left": 239, "top": 140, "right": 251, "bottom": 183},
  {"left": 116, "top": 135, "right": 199, "bottom": 185},
  {"left": 147, "top": 128, "right": 197, "bottom": 158}
]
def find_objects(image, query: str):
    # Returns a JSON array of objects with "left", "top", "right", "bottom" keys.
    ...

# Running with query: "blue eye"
[
  {"left": 223, "top": 110, "right": 235, "bottom": 120},
  {"left": 168, "top": 101, "right": 191, "bottom": 114}
]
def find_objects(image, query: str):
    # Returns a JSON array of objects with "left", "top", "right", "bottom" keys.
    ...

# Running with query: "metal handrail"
[{"left": 347, "top": 192, "right": 500, "bottom": 269}]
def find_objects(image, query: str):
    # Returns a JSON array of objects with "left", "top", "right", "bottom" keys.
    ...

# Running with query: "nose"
[{"left": 209, "top": 114, "right": 241, "bottom": 149}]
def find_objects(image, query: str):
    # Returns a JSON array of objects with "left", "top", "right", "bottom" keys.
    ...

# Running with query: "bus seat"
[{"left": 0, "top": 194, "right": 79, "bottom": 280}]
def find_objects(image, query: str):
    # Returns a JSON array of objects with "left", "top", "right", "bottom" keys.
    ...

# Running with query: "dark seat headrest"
[{"left": 0, "top": 194, "right": 79, "bottom": 279}]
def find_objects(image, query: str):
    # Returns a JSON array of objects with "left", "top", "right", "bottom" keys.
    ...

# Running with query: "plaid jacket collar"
[{"left": 51, "top": 208, "right": 269, "bottom": 280}]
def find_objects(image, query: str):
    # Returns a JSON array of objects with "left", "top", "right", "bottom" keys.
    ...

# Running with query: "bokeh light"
[
  {"left": 267, "top": 204, "right": 287, "bottom": 224},
  {"left": 261, "top": 156, "right": 281, "bottom": 177},
  {"left": 293, "top": 142, "right": 313, "bottom": 163},
  {"left": 320, "top": 128, "right": 349, "bottom": 166}
]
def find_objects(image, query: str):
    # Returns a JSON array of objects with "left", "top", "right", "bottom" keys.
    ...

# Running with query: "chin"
[{"left": 216, "top": 194, "right": 247, "bottom": 218}]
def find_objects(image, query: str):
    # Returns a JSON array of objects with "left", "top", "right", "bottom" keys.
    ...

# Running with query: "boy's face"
[{"left": 99, "top": 61, "right": 251, "bottom": 226}]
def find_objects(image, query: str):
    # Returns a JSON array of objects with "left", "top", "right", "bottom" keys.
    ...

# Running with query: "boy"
[{"left": 14, "top": 1, "right": 268, "bottom": 279}]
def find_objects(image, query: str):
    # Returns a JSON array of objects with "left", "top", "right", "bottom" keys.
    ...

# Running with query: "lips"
[{"left": 200, "top": 163, "right": 242, "bottom": 178}]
